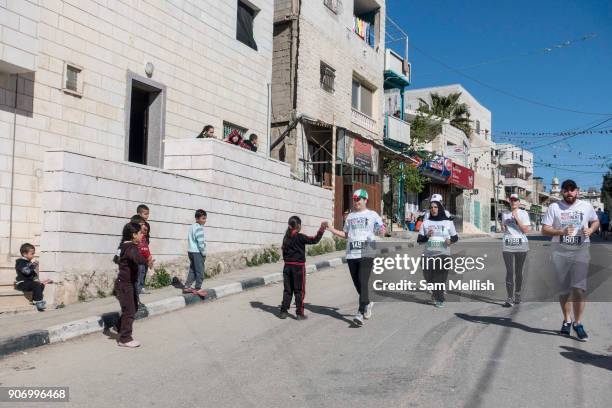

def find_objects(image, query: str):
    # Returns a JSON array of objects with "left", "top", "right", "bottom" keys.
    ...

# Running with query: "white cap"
[
  {"left": 510, "top": 193, "right": 519, "bottom": 200},
  {"left": 430, "top": 194, "right": 443, "bottom": 203}
]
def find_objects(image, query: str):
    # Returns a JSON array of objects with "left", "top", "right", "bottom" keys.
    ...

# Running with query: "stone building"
[
  {"left": 270, "top": 0, "right": 386, "bottom": 227},
  {"left": 0, "top": 0, "right": 333, "bottom": 310}
]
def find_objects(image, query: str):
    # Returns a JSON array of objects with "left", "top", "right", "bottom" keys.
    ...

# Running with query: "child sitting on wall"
[{"left": 14, "top": 243, "right": 53, "bottom": 312}]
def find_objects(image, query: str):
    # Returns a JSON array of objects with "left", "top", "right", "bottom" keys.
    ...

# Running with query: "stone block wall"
[{"left": 40, "top": 146, "right": 332, "bottom": 305}]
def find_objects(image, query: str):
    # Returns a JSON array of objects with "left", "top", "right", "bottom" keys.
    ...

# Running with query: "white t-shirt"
[
  {"left": 502, "top": 209, "right": 531, "bottom": 252},
  {"left": 419, "top": 218, "right": 457, "bottom": 256},
  {"left": 344, "top": 209, "right": 384, "bottom": 259},
  {"left": 542, "top": 199, "right": 598, "bottom": 251}
]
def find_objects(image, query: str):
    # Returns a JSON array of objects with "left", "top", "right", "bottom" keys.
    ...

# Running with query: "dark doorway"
[
  {"left": 128, "top": 87, "right": 151, "bottom": 164},
  {"left": 125, "top": 74, "right": 165, "bottom": 168}
]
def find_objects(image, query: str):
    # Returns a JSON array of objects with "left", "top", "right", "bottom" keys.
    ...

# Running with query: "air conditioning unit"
[{"left": 324, "top": 0, "right": 341, "bottom": 14}]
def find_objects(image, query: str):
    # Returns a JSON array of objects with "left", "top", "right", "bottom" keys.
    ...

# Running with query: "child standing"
[
  {"left": 114, "top": 222, "right": 148, "bottom": 348},
  {"left": 137, "top": 204, "right": 151, "bottom": 244},
  {"left": 278, "top": 216, "right": 327, "bottom": 320},
  {"left": 130, "top": 215, "right": 154, "bottom": 296},
  {"left": 185, "top": 209, "right": 208, "bottom": 297},
  {"left": 15, "top": 243, "right": 52, "bottom": 311}
]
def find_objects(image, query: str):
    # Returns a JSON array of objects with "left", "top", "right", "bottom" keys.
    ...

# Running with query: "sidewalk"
[{"left": 0, "top": 238, "right": 417, "bottom": 358}]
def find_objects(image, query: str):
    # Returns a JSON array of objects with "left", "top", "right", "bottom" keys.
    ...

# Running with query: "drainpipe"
[{"left": 7, "top": 74, "right": 19, "bottom": 260}]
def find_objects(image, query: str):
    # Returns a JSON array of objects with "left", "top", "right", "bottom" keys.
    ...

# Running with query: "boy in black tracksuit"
[
  {"left": 279, "top": 217, "right": 327, "bottom": 320},
  {"left": 15, "top": 243, "right": 52, "bottom": 311}
]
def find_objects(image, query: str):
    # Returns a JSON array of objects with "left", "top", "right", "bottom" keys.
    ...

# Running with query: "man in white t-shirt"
[
  {"left": 542, "top": 179, "right": 599, "bottom": 341},
  {"left": 327, "top": 189, "right": 385, "bottom": 326},
  {"left": 501, "top": 193, "right": 531, "bottom": 307}
]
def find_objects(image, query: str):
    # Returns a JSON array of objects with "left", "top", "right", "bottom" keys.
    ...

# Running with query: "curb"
[{"left": 0, "top": 241, "right": 415, "bottom": 359}]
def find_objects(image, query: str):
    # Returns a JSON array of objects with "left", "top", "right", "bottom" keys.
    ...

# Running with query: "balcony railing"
[
  {"left": 352, "top": 108, "right": 376, "bottom": 132},
  {"left": 385, "top": 115, "right": 410, "bottom": 145},
  {"left": 504, "top": 177, "right": 529, "bottom": 190}
]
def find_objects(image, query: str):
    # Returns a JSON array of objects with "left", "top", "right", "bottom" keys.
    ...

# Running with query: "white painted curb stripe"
[
  {"left": 328, "top": 258, "right": 343, "bottom": 267},
  {"left": 212, "top": 282, "right": 243, "bottom": 299},
  {"left": 48, "top": 316, "right": 102, "bottom": 343},
  {"left": 263, "top": 272, "right": 283, "bottom": 284},
  {"left": 147, "top": 296, "right": 186, "bottom": 317}
]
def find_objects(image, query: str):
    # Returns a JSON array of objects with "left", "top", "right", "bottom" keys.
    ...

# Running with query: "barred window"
[
  {"left": 320, "top": 62, "right": 335, "bottom": 93},
  {"left": 223, "top": 121, "right": 247, "bottom": 138}
]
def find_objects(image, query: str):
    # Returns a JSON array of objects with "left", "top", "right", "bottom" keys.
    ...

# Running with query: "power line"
[
  {"left": 418, "top": 33, "right": 598, "bottom": 77},
  {"left": 409, "top": 43, "right": 612, "bottom": 116},
  {"left": 527, "top": 116, "right": 612, "bottom": 149}
]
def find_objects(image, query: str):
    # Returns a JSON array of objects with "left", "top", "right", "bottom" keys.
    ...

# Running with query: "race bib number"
[
  {"left": 561, "top": 235, "right": 582, "bottom": 246},
  {"left": 427, "top": 238, "right": 446, "bottom": 249},
  {"left": 349, "top": 241, "right": 366, "bottom": 251},
  {"left": 504, "top": 237, "right": 522, "bottom": 247}
]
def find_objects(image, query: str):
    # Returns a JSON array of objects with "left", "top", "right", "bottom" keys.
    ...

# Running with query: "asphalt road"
[{"left": 1, "top": 237, "right": 611, "bottom": 408}]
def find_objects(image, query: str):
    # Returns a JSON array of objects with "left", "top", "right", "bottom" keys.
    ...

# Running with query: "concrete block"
[
  {"left": 146, "top": 296, "right": 186, "bottom": 317},
  {"left": 47, "top": 315, "right": 103, "bottom": 343}
]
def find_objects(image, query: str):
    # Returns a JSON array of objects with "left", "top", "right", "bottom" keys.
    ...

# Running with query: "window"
[
  {"left": 475, "top": 120, "right": 480, "bottom": 135},
  {"left": 320, "top": 62, "right": 335, "bottom": 93},
  {"left": 351, "top": 78, "right": 374, "bottom": 117},
  {"left": 63, "top": 63, "right": 83, "bottom": 96},
  {"left": 236, "top": 1, "right": 258, "bottom": 50},
  {"left": 324, "top": 0, "right": 340, "bottom": 14},
  {"left": 353, "top": 1, "right": 379, "bottom": 47},
  {"left": 223, "top": 121, "right": 247, "bottom": 139}
]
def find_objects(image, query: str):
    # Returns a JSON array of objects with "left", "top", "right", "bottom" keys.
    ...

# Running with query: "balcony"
[
  {"left": 384, "top": 49, "right": 410, "bottom": 88},
  {"left": 504, "top": 177, "right": 529, "bottom": 190},
  {"left": 352, "top": 108, "right": 377, "bottom": 132},
  {"left": 385, "top": 115, "right": 410, "bottom": 145}
]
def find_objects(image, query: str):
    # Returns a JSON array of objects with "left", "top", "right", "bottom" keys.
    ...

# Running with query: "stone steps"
[{"left": 0, "top": 283, "right": 34, "bottom": 314}]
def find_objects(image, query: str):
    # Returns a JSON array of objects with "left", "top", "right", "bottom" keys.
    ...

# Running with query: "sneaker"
[
  {"left": 502, "top": 298, "right": 513, "bottom": 308},
  {"left": 140, "top": 289, "right": 152, "bottom": 295},
  {"left": 117, "top": 340, "right": 141, "bottom": 348},
  {"left": 278, "top": 310, "right": 289, "bottom": 319},
  {"left": 434, "top": 300, "right": 444, "bottom": 308},
  {"left": 560, "top": 321, "right": 572, "bottom": 336},
  {"left": 353, "top": 313, "right": 364, "bottom": 326},
  {"left": 573, "top": 323, "right": 589, "bottom": 341},
  {"left": 514, "top": 293, "right": 521, "bottom": 304},
  {"left": 364, "top": 302, "right": 374, "bottom": 319},
  {"left": 34, "top": 301, "right": 46, "bottom": 311},
  {"left": 296, "top": 314, "right": 308, "bottom": 321}
]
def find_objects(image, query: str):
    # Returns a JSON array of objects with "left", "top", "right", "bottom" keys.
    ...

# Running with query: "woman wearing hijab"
[{"left": 417, "top": 199, "right": 459, "bottom": 308}]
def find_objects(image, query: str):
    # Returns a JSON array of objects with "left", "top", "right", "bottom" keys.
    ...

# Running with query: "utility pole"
[{"left": 331, "top": 113, "right": 337, "bottom": 228}]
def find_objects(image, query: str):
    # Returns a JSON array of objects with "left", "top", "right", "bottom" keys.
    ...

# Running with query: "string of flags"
[{"left": 496, "top": 129, "right": 612, "bottom": 136}]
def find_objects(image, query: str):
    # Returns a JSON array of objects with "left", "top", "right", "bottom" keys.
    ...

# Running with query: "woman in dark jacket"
[{"left": 114, "top": 222, "right": 148, "bottom": 348}]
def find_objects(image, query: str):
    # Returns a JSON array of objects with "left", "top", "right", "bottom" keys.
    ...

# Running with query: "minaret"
[{"left": 550, "top": 176, "right": 560, "bottom": 199}]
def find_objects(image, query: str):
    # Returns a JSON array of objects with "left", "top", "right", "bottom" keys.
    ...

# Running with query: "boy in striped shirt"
[{"left": 184, "top": 209, "right": 208, "bottom": 297}]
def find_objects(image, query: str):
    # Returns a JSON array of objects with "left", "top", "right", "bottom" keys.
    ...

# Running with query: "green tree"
[{"left": 417, "top": 92, "right": 472, "bottom": 137}]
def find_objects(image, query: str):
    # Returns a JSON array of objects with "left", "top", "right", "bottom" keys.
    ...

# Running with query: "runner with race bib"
[
  {"left": 327, "top": 189, "right": 385, "bottom": 326},
  {"left": 417, "top": 199, "right": 458, "bottom": 308},
  {"left": 500, "top": 193, "right": 531, "bottom": 307},
  {"left": 542, "top": 179, "right": 599, "bottom": 341}
]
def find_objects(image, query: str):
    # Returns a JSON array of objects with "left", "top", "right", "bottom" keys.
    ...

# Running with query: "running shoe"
[
  {"left": 34, "top": 300, "right": 46, "bottom": 311},
  {"left": 353, "top": 312, "right": 364, "bottom": 326},
  {"left": 117, "top": 340, "right": 141, "bottom": 348},
  {"left": 573, "top": 323, "right": 589, "bottom": 341},
  {"left": 434, "top": 300, "right": 444, "bottom": 308},
  {"left": 514, "top": 293, "right": 521, "bottom": 304},
  {"left": 296, "top": 314, "right": 308, "bottom": 321},
  {"left": 278, "top": 310, "right": 289, "bottom": 319},
  {"left": 560, "top": 321, "right": 572, "bottom": 336},
  {"left": 364, "top": 302, "right": 374, "bottom": 319},
  {"left": 502, "top": 298, "right": 513, "bottom": 308}
]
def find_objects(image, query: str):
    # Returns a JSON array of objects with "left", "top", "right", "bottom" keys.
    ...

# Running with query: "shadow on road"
[
  {"left": 559, "top": 346, "right": 612, "bottom": 371},
  {"left": 455, "top": 312, "right": 562, "bottom": 337},
  {"left": 303, "top": 303, "right": 355, "bottom": 325}
]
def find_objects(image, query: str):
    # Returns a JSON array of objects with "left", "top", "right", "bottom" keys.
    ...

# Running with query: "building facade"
[
  {"left": 404, "top": 84, "right": 490, "bottom": 233},
  {"left": 271, "top": 0, "right": 386, "bottom": 227}
]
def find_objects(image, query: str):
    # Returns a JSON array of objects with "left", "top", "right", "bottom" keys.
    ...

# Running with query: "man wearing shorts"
[{"left": 542, "top": 179, "right": 599, "bottom": 341}]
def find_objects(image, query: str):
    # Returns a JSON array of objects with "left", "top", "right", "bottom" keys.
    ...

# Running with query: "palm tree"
[{"left": 417, "top": 92, "right": 472, "bottom": 137}]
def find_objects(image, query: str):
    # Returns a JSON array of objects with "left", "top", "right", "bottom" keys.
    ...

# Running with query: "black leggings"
[
  {"left": 502, "top": 251, "right": 527, "bottom": 298},
  {"left": 423, "top": 256, "right": 449, "bottom": 302},
  {"left": 347, "top": 258, "right": 373, "bottom": 314}
]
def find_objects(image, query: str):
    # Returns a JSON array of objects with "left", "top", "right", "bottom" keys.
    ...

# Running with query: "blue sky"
[{"left": 386, "top": 0, "right": 612, "bottom": 191}]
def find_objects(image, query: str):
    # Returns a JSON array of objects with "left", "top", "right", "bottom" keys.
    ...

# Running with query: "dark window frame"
[
  {"left": 236, "top": 0, "right": 258, "bottom": 51},
  {"left": 320, "top": 62, "right": 336, "bottom": 93}
]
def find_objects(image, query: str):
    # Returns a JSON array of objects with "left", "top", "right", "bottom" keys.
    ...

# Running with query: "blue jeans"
[{"left": 136, "top": 264, "right": 148, "bottom": 294}]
